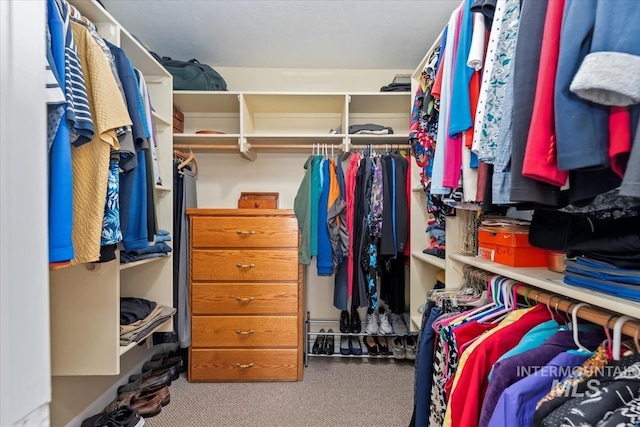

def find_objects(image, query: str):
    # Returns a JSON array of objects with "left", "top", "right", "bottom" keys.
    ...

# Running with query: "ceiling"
[{"left": 103, "top": 0, "right": 459, "bottom": 70}]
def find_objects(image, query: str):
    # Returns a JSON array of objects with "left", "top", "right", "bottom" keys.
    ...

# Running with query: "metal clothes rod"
[
  {"left": 515, "top": 286, "right": 640, "bottom": 338},
  {"left": 173, "top": 144, "right": 412, "bottom": 150}
]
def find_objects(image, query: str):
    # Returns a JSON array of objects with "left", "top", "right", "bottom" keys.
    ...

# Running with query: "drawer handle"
[
  {"left": 235, "top": 363, "right": 254, "bottom": 369},
  {"left": 236, "top": 263, "right": 255, "bottom": 268},
  {"left": 236, "top": 329, "right": 254, "bottom": 335},
  {"left": 236, "top": 230, "right": 256, "bottom": 235},
  {"left": 235, "top": 296, "right": 255, "bottom": 302}
]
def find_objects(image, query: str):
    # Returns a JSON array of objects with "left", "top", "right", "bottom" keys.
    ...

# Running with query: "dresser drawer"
[
  {"left": 192, "top": 283, "right": 298, "bottom": 315},
  {"left": 192, "top": 315, "right": 298, "bottom": 348},
  {"left": 190, "top": 349, "right": 298, "bottom": 382},
  {"left": 191, "top": 216, "right": 297, "bottom": 248},
  {"left": 191, "top": 250, "right": 298, "bottom": 281}
]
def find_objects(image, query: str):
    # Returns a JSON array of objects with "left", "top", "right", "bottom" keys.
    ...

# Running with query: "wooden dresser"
[{"left": 186, "top": 209, "right": 303, "bottom": 382}]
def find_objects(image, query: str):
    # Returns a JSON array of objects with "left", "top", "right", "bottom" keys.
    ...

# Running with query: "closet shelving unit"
[
  {"left": 48, "top": 0, "right": 174, "bottom": 376},
  {"left": 304, "top": 313, "right": 397, "bottom": 366},
  {"left": 172, "top": 91, "right": 411, "bottom": 159},
  {"left": 408, "top": 38, "right": 640, "bottom": 332}
]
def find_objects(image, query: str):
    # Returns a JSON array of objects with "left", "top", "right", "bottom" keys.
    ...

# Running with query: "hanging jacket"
[
  {"left": 294, "top": 155, "right": 314, "bottom": 264},
  {"left": 327, "top": 159, "right": 347, "bottom": 272}
]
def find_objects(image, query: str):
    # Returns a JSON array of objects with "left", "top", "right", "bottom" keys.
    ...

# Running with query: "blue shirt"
[
  {"left": 47, "top": 0, "right": 75, "bottom": 263},
  {"left": 449, "top": 0, "right": 475, "bottom": 135},
  {"left": 487, "top": 352, "right": 590, "bottom": 427}
]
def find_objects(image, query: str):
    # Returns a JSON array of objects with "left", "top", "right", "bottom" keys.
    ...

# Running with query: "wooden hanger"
[{"left": 174, "top": 147, "right": 198, "bottom": 177}]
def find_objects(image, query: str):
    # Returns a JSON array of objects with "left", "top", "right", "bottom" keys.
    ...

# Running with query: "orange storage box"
[{"left": 478, "top": 226, "right": 548, "bottom": 267}]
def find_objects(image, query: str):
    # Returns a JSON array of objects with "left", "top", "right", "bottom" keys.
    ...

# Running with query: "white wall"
[
  {"left": 0, "top": 0, "right": 51, "bottom": 425},
  {"left": 193, "top": 67, "right": 412, "bottom": 321}
]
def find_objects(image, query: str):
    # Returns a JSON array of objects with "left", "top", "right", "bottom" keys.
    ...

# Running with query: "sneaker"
[
  {"left": 390, "top": 313, "right": 409, "bottom": 336},
  {"left": 391, "top": 337, "right": 406, "bottom": 359},
  {"left": 402, "top": 311, "right": 411, "bottom": 330},
  {"left": 365, "top": 310, "right": 379, "bottom": 335},
  {"left": 404, "top": 336, "right": 417, "bottom": 360},
  {"left": 378, "top": 307, "right": 393, "bottom": 335}
]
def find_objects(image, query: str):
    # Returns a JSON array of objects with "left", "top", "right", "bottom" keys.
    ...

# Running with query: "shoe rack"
[{"left": 304, "top": 312, "right": 397, "bottom": 366}]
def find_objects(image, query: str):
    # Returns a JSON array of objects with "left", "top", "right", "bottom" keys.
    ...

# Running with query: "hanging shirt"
[
  {"left": 471, "top": 0, "right": 507, "bottom": 156},
  {"left": 71, "top": 22, "right": 131, "bottom": 263},
  {"left": 445, "top": 304, "right": 553, "bottom": 427},
  {"left": 293, "top": 155, "right": 314, "bottom": 265},
  {"left": 487, "top": 352, "right": 590, "bottom": 427},
  {"left": 431, "top": 6, "right": 461, "bottom": 194},
  {"left": 309, "top": 156, "right": 323, "bottom": 257},
  {"left": 522, "top": 0, "right": 568, "bottom": 187},
  {"left": 47, "top": 0, "right": 75, "bottom": 264},
  {"left": 449, "top": 0, "right": 475, "bottom": 136},
  {"left": 479, "top": 328, "right": 605, "bottom": 427},
  {"left": 317, "top": 160, "right": 332, "bottom": 275},
  {"left": 476, "top": 0, "right": 520, "bottom": 164}
]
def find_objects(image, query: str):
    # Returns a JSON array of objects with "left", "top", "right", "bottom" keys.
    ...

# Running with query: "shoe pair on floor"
[
  {"left": 339, "top": 335, "right": 363, "bottom": 355},
  {"left": 312, "top": 329, "right": 335, "bottom": 354},
  {"left": 339, "top": 309, "right": 361, "bottom": 333},
  {"left": 363, "top": 335, "right": 392, "bottom": 356},
  {"left": 82, "top": 351, "right": 186, "bottom": 426},
  {"left": 391, "top": 335, "right": 417, "bottom": 360},
  {"left": 365, "top": 307, "right": 393, "bottom": 335}
]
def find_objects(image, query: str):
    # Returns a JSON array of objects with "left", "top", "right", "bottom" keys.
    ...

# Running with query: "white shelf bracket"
[{"left": 238, "top": 137, "right": 257, "bottom": 161}]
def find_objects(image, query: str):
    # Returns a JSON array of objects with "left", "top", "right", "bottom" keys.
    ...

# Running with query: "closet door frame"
[{"left": 0, "top": 0, "right": 51, "bottom": 425}]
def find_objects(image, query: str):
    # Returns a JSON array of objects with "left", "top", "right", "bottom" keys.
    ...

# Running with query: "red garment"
[
  {"left": 444, "top": 320, "right": 498, "bottom": 399},
  {"left": 609, "top": 106, "right": 631, "bottom": 178},
  {"left": 475, "top": 161, "right": 489, "bottom": 203},
  {"left": 448, "top": 304, "right": 553, "bottom": 427},
  {"left": 464, "top": 70, "right": 481, "bottom": 148},
  {"left": 345, "top": 153, "right": 360, "bottom": 297},
  {"left": 522, "top": 0, "right": 568, "bottom": 186},
  {"left": 404, "top": 154, "right": 411, "bottom": 257},
  {"left": 432, "top": 50, "right": 446, "bottom": 99}
]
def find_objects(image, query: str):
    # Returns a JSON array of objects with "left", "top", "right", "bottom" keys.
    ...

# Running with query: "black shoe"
[
  {"left": 340, "top": 336, "right": 350, "bottom": 355},
  {"left": 323, "top": 329, "right": 335, "bottom": 355},
  {"left": 350, "top": 310, "right": 361, "bottom": 333},
  {"left": 81, "top": 406, "right": 143, "bottom": 427},
  {"left": 312, "top": 329, "right": 326, "bottom": 354},
  {"left": 363, "top": 336, "right": 379, "bottom": 356},
  {"left": 349, "top": 336, "right": 362, "bottom": 356},
  {"left": 340, "top": 310, "right": 350, "bottom": 333},
  {"left": 375, "top": 336, "right": 391, "bottom": 355}
]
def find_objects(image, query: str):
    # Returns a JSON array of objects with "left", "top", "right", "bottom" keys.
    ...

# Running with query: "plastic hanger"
[
  {"left": 571, "top": 303, "right": 590, "bottom": 353},
  {"left": 613, "top": 315, "right": 634, "bottom": 361},
  {"left": 603, "top": 314, "right": 616, "bottom": 357}
]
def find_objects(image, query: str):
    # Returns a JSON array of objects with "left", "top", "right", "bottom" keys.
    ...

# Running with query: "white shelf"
[
  {"left": 119, "top": 317, "right": 173, "bottom": 356},
  {"left": 120, "top": 255, "right": 169, "bottom": 271},
  {"left": 243, "top": 93, "right": 347, "bottom": 114},
  {"left": 449, "top": 253, "right": 640, "bottom": 318},
  {"left": 411, "top": 251, "right": 446, "bottom": 269},
  {"left": 411, "top": 315, "right": 422, "bottom": 331},
  {"left": 174, "top": 133, "right": 241, "bottom": 145},
  {"left": 152, "top": 111, "right": 171, "bottom": 129},
  {"left": 119, "top": 29, "right": 170, "bottom": 79},
  {"left": 349, "top": 92, "right": 411, "bottom": 114},
  {"left": 155, "top": 185, "right": 171, "bottom": 192},
  {"left": 412, "top": 186, "right": 425, "bottom": 192},
  {"left": 173, "top": 91, "right": 241, "bottom": 113}
]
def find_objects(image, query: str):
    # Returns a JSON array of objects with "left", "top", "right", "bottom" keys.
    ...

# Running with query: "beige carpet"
[{"left": 145, "top": 358, "right": 415, "bottom": 427}]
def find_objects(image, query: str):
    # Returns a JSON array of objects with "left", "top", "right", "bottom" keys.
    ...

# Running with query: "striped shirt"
[{"left": 56, "top": 0, "right": 94, "bottom": 146}]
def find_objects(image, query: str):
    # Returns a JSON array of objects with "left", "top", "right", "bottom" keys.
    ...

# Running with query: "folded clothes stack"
[
  {"left": 120, "top": 297, "right": 176, "bottom": 346},
  {"left": 564, "top": 256, "right": 640, "bottom": 302},
  {"left": 380, "top": 82, "right": 411, "bottom": 92},
  {"left": 120, "top": 230, "right": 172, "bottom": 264},
  {"left": 329, "top": 124, "right": 395, "bottom": 135},
  {"left": 423, "top": 222, "right": 446, "bottom": 259},
  {"left": 81, "top": 350, "right": 187, "bottom": 425}
]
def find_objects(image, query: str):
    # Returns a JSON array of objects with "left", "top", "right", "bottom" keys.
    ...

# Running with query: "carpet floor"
[{"left": 145, "top": 358, "right": 415, "bottom": 427}]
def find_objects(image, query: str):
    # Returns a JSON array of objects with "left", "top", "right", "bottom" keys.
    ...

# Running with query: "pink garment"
[
  {"left": 345, "top": 153, "right": 360, "bottom": 298},
  {"left": 443, "top": 6, "right": 465, "bottom": 189},
  {"left": 522, "top": 0, "right": 568, "bottom": 186},
  {"left": 609, "top": 106, "right": 631, "bottom": 178}
]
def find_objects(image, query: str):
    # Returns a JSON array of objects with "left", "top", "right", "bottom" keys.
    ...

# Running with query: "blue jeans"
[{"left": 414, "top": 302, "right": 443, "bottom": 427}]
